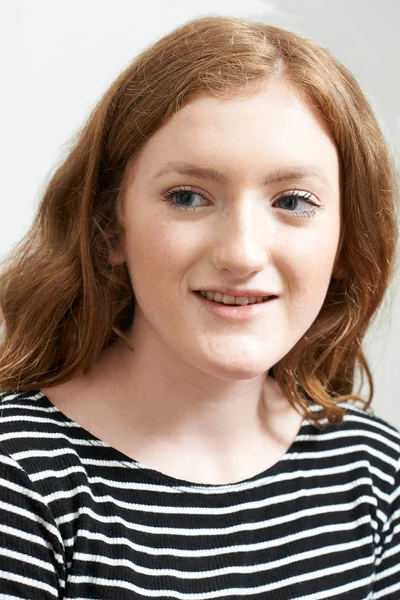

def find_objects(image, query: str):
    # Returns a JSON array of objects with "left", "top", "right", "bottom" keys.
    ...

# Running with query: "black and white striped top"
[{"left": 0, "top": 390, "right": 399, "bottom": 599}]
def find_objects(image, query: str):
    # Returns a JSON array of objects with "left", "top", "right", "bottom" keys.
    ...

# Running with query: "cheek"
[
  {"left": 125, "top": 220, "right": 200, "bottom": 295},
  {"left": 284, "top": 224, "right": 340, "bottom": 301}
]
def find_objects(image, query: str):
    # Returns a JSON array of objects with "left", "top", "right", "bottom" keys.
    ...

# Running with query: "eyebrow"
[{"left": 154, "top": 161, "right": 332, "bottom": 190}]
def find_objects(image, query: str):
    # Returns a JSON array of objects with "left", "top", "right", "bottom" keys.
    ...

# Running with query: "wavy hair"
[{"left": 0, "top": 16, "right": 398, "bottom": 428}]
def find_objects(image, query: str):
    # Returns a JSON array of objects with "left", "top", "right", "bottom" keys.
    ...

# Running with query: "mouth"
[
  {"left": 192, "top": 290, "right": 277, "bottom": 322},
  {"left": 193, "top": 291, "right": 276, "bottom": 306}
]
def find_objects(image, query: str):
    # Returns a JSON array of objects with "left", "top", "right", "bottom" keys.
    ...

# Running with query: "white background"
[{"left": 1, "top": 0, "right": 399, "bottom": 427}]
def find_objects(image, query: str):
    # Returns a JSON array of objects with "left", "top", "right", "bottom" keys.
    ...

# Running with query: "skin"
[{"left": 43, "top": 82, "right": 342, "bottom": 484}]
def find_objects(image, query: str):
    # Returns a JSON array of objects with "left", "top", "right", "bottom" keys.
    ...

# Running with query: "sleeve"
[
  {"left": 0, "top": 450, "right": 65, "bottom": 599},
  {"left": 372, "top": 455, "right": 400, "bottom": 598}
]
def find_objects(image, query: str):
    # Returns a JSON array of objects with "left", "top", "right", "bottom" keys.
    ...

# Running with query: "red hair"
[{"left": 0, "top": 16, "right": 398, "bottom": 428}]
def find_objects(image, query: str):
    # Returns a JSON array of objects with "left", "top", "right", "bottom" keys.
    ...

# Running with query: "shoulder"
[
  {"left": 336, "top": 400, "right": 400, "bottom": 451},
  {"left": 0, "top": 389, "right": 79, "bottom": 453},
  {"left": 309, "top": 400, "right": 400, "bottom": 458},
  {"left": 306, "top": 400, "right": 400, "bottom": 496},
  {"left": 0, "top": 390, "right": 108, "bottom": 522},
  {"left": 0, "top": 390, "right": 104, "bottom": 483},
  {"left": 308, "top": 399, "right": 400, "bottom": 444}
]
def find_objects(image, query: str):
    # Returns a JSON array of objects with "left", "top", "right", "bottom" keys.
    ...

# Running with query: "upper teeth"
[{"left": 199, "top": 291, "right": 270, "bottom": 305}]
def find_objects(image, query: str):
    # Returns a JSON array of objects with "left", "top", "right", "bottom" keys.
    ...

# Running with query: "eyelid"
[
  {"left": 161, "top": 185, "right": 211, "bottom": 203},
  {"left": 165, "top": 183, "right": 319, "bottom": 197},
  {"left": 274, "top": 188, "right": 321, "bottom": 205},
  {"left": 161, "top": 185, "right": 322, "bottom": 207}
]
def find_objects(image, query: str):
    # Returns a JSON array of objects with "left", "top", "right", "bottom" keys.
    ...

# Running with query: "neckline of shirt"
[{"left": 35, "top": 390, "right": 313, "bottom": 492}]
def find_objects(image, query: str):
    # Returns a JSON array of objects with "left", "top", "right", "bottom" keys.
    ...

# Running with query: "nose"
[{"left": 211, "top": 197, "right": 270, "bottom": 277}]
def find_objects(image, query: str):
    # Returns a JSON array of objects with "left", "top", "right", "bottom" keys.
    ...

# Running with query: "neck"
[
  {"left": 83, "top": 321, "right": 297, "bottom": 459},
  {"left": 42, "top": 319, "right": 305, "bottom": 484}
]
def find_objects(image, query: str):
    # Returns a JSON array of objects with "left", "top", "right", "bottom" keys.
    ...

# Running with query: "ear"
[
  {"left": 331, "top": 228, "right": 347, "bottom": 280},
  {"left": 332, "top": 262, "right": 347, "bottom": 280},
  {"left": 331, "top": 247, "right": 348, "bottom": 279},
  {"left": 108, "top": 237, "right": 126, "bottom": 266}
]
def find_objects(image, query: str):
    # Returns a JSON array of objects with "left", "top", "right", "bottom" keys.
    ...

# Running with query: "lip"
[
  {"left": 193, "top": 291, "right": 277, "bottom": 322},
  {"left": 194, "top": 288, "right": 277, "bottom": 298}
]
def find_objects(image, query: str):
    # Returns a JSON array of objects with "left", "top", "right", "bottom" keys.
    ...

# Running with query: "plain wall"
[{"left": 1, "top": 0, "right": 399, "bottom": 426}]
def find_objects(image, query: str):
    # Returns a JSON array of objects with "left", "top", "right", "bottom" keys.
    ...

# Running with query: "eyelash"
[{"left": 160, "top": 186, "right": 323, "bottom": 219}]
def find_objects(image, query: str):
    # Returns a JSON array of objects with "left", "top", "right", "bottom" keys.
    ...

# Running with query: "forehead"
[
  {"left": 166, "top": 83, "right": 332, "bottom": 141},
  {"left": 130, "top": 83, "right": 340, "bottom": 189}
]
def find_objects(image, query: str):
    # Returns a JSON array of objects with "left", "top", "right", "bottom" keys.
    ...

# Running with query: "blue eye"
[
  {"left": 160, "top": 186, "right": 323, "bottom": 218},
  {"left": 273, "top": 190, "right": 322, "bottom": 218},
  {"left": 160, "top": 186, "right": 208, "bottom": 212}
]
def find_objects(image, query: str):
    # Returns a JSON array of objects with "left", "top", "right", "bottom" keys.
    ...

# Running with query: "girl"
[{"left": 0, "top": 15, "right": 398, "bottom": 599}]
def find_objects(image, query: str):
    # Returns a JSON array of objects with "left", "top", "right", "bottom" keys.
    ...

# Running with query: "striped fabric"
[{"left": 0, "top": 390, "right": 399, "bottom": 599}]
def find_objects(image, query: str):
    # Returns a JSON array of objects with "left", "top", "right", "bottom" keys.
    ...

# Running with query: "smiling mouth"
[{"left": 193, "top": 291, "right": 275, "bottom": 306}]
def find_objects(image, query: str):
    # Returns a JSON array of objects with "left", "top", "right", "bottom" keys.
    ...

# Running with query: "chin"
[{"left": 200, "top": 357, "right": 273, "bottom": 381}]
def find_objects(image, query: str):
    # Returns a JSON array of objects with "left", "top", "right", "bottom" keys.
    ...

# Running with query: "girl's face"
[{"left": 112, "top": 83, "right": 341, "bottom": 380}]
